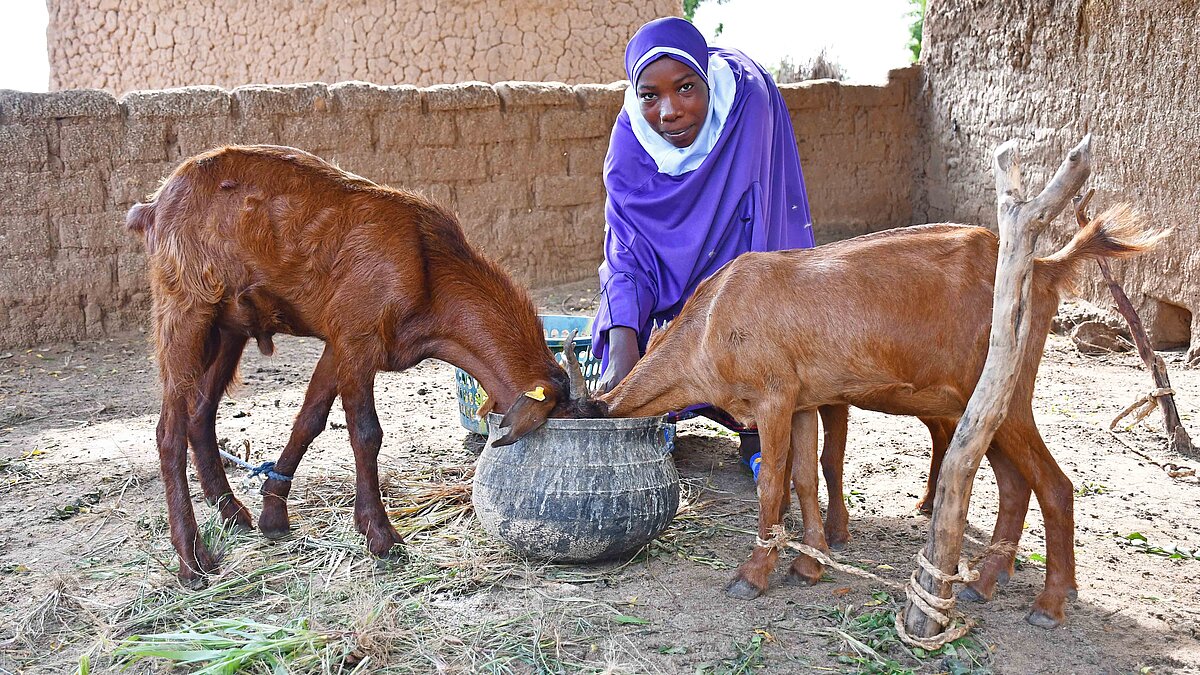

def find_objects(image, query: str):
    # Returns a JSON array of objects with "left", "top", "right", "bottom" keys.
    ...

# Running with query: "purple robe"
[{"left": 593, "top": 17, "right": 815, "bottom": 365}]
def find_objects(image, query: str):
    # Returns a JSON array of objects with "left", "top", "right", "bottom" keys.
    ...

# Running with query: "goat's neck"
[
  {"left": 441, "top": 334, "right": 554, "bottom": 413},
  {"left": 604, "top": 341, "right": 705, "bottom": 417},
  {"left": 426, "top": 273, "right": 558, "bottom": 413}
]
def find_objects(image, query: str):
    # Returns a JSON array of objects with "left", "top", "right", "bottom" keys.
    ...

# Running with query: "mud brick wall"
[
  {"left": 921, "top": 2, "right": 1198, "bottom": 355},
  {"left": 788, "top": 67, "right": 923, "bottom": 243},
  {"left": 0, "top": 73, "right": 919, "bottom": 347},
  {"left": 47, "top": 0, "right": 680, "bottom": 93}
]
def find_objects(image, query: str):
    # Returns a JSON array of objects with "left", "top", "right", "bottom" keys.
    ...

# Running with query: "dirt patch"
[{"left": 1, "top": 286, "right": 1198, "bottom": 674}]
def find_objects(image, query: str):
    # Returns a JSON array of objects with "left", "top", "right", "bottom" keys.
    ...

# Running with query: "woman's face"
[{"left": 636, "top": 56, "right": 709, "bottom": 149}]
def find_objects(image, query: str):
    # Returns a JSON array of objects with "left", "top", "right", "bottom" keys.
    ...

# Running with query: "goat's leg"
[
  {"left": 260, "top": 345, "right": 338, "bottom": 539},
  {"left": 726, "top": 404, "right": 796, "bottom": 600},
  {"left": 787, "top": 408, "right": 830, "bottom": 585},
  {"left": 337, "top": 360, "right": 404, "bottom": 558},
  {"left": 959, "top": 445, "right": 1030, "bottom": 603},
  {"left": 818, "top": 404, "right": 851, "bottom": 549},
  {"left": 156, "top": 319, "right": 220, "bottom": 588},
  {"left": 915, "top": 417, "right": 953, "bottom": 515},
  {"left": 187, "top": 330, "right": 253, "bottom": 531},
  {"left": 783, "top": 426, "right": 795, "bottom": 519},
  {"left": 992, "top": 414, "right": 1076, "bottom": 628},
  {"left": 1024, "top": 434, "right": 1077, "bottom": 629}
]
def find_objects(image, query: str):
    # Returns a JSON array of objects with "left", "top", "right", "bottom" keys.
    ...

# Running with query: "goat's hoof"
[
  {"left": 996, "top": 569, "right": 1011, "bottom": 585},
  {"left": 368, "top": 532, "right": 407, "bottom": 560},
  {"left": 198, "top": 545, "right": 220, "bottom": 572},
  {"left": 915, "top": 500, "right": 934, "bottom": 516},
  {"left": 216, "top": 496, "right": 254, "bottom": 532},
  {"left": 725, "top": 578, "right": 764, "bottom": 600},
  {"left": 788, "top": 554, "right": 825, "bottom": 586},
  {"left": 1026, "top": 609, "right": 1063, "bottom": 629},
  {"left": 958, "top": 584, "right": 988, "bottom": 603},
  {"left": 785, "top": 569, "right": 821, "bottom": 586},
  {"left": 824, "top": 526, "right": 850, "bottom": 551},
  {"left": 177, "top": 548, "right": 219, "bottom": 589},
  {"left": 225, "top": 511, "right": 253, "bottom": 533},
  {"left": 177, "top": 559, "right": 215, "bottom": 589},
  {"left": 259, "top": 522, "right": 291, "bottom": 540},
  {"left": 1067, "top": 587, "right": 1078, "bottom": 601},
  {"left": 258, "top": 508, "right": 292, "bottom": 540},
  {"left": 178, "top": 572, "right": 209, "bottom": 591},
  {"left": 374, "top": 545, "right": 409, "bottom": 569}
]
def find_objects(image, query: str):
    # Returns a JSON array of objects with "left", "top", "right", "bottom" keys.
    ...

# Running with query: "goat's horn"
[{"left": 562, "top": 329, "right": 589, "bottom": 401}]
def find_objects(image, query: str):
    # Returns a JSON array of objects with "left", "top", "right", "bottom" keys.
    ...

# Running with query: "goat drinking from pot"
[
  {"left": 599, "top": 207, "right": 1156, "bottom": 628},
  {"left": 127, "top": 145, "right": 600, "bottom": 588}
]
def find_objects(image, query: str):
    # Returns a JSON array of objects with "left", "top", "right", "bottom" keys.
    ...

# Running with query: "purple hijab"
[{"left": 593, "top": 17, "right": 814, "bottom": 365}]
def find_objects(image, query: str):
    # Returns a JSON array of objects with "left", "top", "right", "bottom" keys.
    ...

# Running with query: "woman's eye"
[
  {"left": 639, "top": 92, "right": 656, "bottom": 103},
  {"left": 680, "top": 83, "right": 694, "bottom": 93}
]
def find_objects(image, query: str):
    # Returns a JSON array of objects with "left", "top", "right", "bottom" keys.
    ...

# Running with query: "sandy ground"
[{"left": 1, "top": 281, "right": 1198, "bottom": 674}]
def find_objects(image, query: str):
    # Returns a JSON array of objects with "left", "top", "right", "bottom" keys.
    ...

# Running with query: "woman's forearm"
[{"left": 598, "top": 326, "right": 641, "bottom": 393}]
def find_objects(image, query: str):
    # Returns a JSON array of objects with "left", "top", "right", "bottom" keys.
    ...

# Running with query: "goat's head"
[{"left": 490, "top": 331, "right": 608, "bottom": 446}]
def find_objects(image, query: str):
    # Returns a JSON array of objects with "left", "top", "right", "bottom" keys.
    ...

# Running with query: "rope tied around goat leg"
[
  {"left": 1110, "top": 387, "right": 1176, "bottom": 430},
  {"left": 218, "top": 447, "right": 293, "bottom": 484},
  {"left": 754, "top": 524, "right": 881, "bottom": 580},
  {"left": 755, "top": 525, "right": 984, "bottom": 649},
  {"left": 893, "top": 548, "right": 979, "bottom": 650}
]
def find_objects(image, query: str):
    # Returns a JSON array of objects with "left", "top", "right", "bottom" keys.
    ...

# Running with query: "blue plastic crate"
[{"left": 455, "top": 315, "right": 603, "bottom": 434}]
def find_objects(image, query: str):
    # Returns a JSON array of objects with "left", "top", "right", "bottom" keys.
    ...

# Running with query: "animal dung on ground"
[{"left": 472, "top": 413, "right": 679, "bottom": 562}]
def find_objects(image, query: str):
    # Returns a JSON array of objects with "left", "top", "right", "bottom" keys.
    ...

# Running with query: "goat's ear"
[
  {"left": 476, "top": 394, "right": 496, "bottom": 419},
  {"left": 491, "top": 393, "right": 556, "bottom": 447}
]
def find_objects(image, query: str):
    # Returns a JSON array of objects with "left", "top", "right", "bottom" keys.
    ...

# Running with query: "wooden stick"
[
  {"left": 903, "top": 135, "right": 1093, "bottom": 639},
  {"left": 1072, "top": 190, "right": 1195, "bottom": 457}
]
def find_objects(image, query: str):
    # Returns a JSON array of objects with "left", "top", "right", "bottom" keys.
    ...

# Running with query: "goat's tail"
[
  {"left": 125, "top": 201, "right": 156, "bottom": 236},
  {"left": 125, "top": 199, "right": 164, "bottom": 255},
  {"left": 1037, "top": 203, "right": 1168, "bottom": 291}
]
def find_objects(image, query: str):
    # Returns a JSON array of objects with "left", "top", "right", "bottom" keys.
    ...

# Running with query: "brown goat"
[
  {"left": 600, "top": 207, "right": 1155, "bottom": 628},
  {"left": 128, "top": 145, "right": 600, "bottom": 588}
]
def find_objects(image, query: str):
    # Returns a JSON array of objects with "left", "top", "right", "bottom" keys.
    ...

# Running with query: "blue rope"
[{"left": 218, "top": 449, "right": 292, "bottom": 482}]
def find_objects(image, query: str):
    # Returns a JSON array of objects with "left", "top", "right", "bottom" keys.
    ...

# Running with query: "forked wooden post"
[
  {"left": 903, "top": 135, "right": 1093, "bottom": 640},
  {"left": 1072, "top": 191, "right": 1195, "bottom": 458}
]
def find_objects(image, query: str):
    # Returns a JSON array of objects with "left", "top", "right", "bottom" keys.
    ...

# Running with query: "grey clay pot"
[{"left": 472, "top": 413, "right": 680, "bottom": 563}]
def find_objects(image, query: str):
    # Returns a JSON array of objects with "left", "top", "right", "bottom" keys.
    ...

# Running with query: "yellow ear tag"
[{"left": 524, "top": 386, "right": 546, "bottom": 401}]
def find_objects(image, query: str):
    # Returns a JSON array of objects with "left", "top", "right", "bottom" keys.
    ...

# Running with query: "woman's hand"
[{"left": 597, "top": 326, "right": 640, "bottom": 394}]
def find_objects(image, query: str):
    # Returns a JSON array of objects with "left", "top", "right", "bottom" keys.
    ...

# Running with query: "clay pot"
[{"left": 472, "top": 413, "right": 679, "bottom": 563}]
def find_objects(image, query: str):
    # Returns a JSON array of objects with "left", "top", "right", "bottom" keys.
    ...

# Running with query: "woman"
[{"left": 593, "top": 16, "right": 815, "bottom": 464}]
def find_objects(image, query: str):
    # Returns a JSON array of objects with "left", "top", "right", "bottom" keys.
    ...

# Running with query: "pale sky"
[
  {"left": 693, "top": 0, "right": 916, "bottom": 83},
  {"left": 0, "top": 1, "right": 915, "bottom": 92},
  {"left": 0, "top": 2, "right": 49, "bottom": 91}
]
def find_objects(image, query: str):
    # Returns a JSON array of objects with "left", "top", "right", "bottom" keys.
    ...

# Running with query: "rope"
[
  {"left": 1106, "top": 429, "right": 1196, "bottom": 479},
  {"left": 1110, "top": 387, "right": 1175, "bottom": 430},
  {"left": 218, "top": 448, "right": 292, "bottom": 482},
  {"left": 915, "top": 546, "right": 979, "bottom": 586},
  {"left": 755, "top": 524, "right": 881, "bottom": 580},
  {"left": 891, "top": 548, "right": 979, "bottom": 650},
  {"left": 754, "top": 524, "right": 981, "bottom": 651}
]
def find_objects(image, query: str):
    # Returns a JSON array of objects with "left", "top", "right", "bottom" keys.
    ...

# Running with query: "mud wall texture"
[
  {"left": 0, "top": 72, "right": 920, "bottom": 346},
  {"left": 921, "top": 1, "right": 1198, "bottom": 356},
  {"left": 793, "top": 67, "right": 923, "bottom": 243},
  {"left": 47, "top": 0, "right": 680, "bottom": 93}
]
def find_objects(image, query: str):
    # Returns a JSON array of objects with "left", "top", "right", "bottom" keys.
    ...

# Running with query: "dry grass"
[
  {"left": 0, "top": 576, "right": 99, "bottom": 653},
  {"left": 0, "top": 454, "right": 1009, "bottom": 674},
  {"left": 1, "top": 463, "right": 675, "bottom": 673}
]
